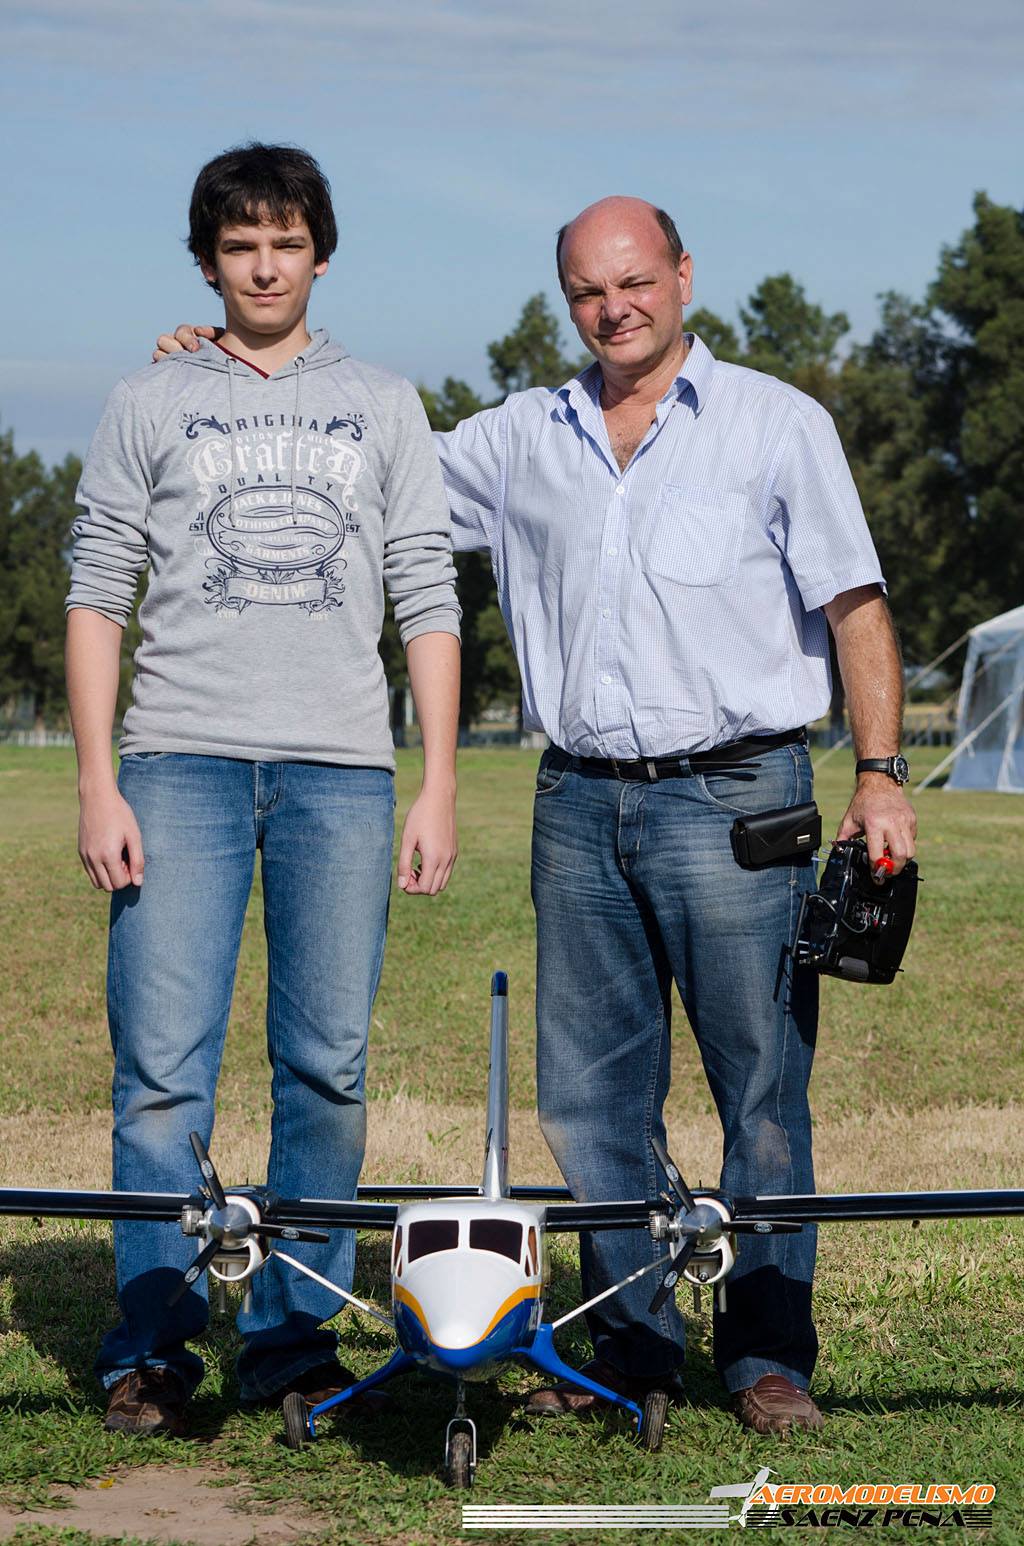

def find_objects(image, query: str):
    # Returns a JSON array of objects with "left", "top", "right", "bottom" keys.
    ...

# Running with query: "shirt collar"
[{"left": 556, "top": 332, "right": 715, "bottom": 422}]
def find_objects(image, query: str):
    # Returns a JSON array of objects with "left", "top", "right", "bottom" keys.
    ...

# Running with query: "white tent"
[{"left": 944, "top": 603, "right": 1024, "bottom": 793}]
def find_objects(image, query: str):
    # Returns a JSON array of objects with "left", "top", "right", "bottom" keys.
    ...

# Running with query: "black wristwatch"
[{"left": 855, "top": 755, "right": 910, "bottom": 786}]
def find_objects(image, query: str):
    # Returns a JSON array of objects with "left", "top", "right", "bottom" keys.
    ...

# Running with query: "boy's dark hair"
[{"left": 188, "top": 142, "right": 338, "bottom": 290}]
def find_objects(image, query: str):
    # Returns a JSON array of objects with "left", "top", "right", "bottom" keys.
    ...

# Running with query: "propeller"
[
  {"left": 651, "top": 1134, "right": 696, "bottom": 1213},
  {"left": 167, "top": 1132, "right": 330, "bottom": 1306},
  {"left": 190, "top": 1131, "right": 227, "bottom": 1210},
  {"left": 646, "top": 1136, "right": 799, "bottom": 1314},
  {"left": 648, "top": 1235, "right": 699, "bottom": 1314},
  {"left": 167, "top": 1238, "right": 223, "bottom": 1306},
  {"left": 648, "top": 1137, "right": 707, "bottom": 1313}
]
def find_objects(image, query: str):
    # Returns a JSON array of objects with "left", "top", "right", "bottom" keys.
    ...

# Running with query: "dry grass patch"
[{"left": 2, "top": 1099, "right": 1021, "bottom": 1194}]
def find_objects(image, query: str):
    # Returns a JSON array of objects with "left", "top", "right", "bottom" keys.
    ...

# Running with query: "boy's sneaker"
[{"left": 103, "top": 1367, "right": 189, "bottom": 1437}]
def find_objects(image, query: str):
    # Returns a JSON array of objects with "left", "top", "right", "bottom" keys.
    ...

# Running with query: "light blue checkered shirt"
[{"left": 437, "top": 333, "right": 884, "bottom": 758}]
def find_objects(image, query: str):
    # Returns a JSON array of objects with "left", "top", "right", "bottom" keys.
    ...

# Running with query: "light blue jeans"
[
  {"left": 96, "top": 754, "right": 394, "bottom": 1400},
  {"left": 531, "top": 743, "right": 819, "bottom": 1394}
]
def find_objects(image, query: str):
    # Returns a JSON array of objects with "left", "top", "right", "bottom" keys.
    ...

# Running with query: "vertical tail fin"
[{"left": 481, "top": 971, "right": 510, "bottom": 1199}]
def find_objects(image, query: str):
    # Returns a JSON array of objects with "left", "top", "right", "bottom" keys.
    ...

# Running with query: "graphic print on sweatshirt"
[{"left": 181, "top": 408, "right": 367, "bottom": 617}]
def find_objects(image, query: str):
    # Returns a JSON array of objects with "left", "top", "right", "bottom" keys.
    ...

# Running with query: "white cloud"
[{"left": 7, "top": 0, "right": 1023, "bottom": 128}]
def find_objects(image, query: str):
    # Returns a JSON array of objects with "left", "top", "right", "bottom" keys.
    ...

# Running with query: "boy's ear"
[
  {"left": 314, "top": 258, "right": 330, "bottom": 279},
  {"left": 198, "top": 255, "right": 219, "bottom": 288}
]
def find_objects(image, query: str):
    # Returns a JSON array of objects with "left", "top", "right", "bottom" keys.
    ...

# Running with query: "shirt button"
[
  {"left": 615, "top": 485, "right": 625, "bottom": 496},
  {"left": 602, "top": 608, "right": 611, "bottom": 618},
  {"left": 607, "top": 546, "right": 618, "bottom": 556},
  {"left": 601, "top": 673, "right": 612, "bottom": 685}
]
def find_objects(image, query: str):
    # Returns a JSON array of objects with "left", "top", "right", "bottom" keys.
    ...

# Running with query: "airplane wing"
[
  {"left": 732, "top": 1188, "right": 1024, "bottom": 1224},
  {"left": 539, "top": 1187, "right": 1024, "bottom": 1233},
  {"left": 0, "top": 1187, "right": 191, "bottom": 1222},
  {"left": 2, "top": 1184, "right": 1020, "bottom": 1234},
  {"left": 0, "top": 1187, "right": 399, "bottom": 1232}
]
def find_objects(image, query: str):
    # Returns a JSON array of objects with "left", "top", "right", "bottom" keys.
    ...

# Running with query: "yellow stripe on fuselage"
[
  {"left": 480, "top": 1284, "right": 540, "bottom": 1339},
  {"left": 394, "top": 1281, "right": 540, "bottom": 1348}
]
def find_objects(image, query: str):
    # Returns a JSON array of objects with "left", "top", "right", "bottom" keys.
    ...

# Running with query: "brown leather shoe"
[
  {"left": 525, "top": 1358, "right": 683, "bottom": 1417},
  {"left": 103, "top": 1367, "right": 189, "bottom": 1437},
  {"left": 258, "top": 1360, "right": 390, "bottom": 1415},
  {"left": 733, "top": 1374, "right": 824, "bottom": 1435}
]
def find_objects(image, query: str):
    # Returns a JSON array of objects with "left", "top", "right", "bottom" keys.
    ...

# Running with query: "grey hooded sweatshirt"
[{"left": 67, "top": 331, "right": 460, "bottom": 769}]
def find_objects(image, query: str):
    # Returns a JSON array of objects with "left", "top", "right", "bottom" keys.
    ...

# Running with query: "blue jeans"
[
  {"left": 531, "top": 743, "right": 819, "bottom": 1393},
  {"left": 96, "top": 754, "right": 394, "bottom": 1400}
]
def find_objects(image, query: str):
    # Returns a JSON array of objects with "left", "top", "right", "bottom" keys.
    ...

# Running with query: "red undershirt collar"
[{"left": 214, "top": 341, "right": 270, "bottom": 379}]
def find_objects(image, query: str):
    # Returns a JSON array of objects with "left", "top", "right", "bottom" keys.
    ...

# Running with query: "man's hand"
[
  {"left": 78, "top": 786, "right": 145, "bottom": 892},
  {"left": 397, "top": 783, "right": 458, "bottom": 896},
  {"left": 836, "top": 775, "right": 917, "bottom": 877},
  {"left": 152, "top": 324, "right": 221, "bottom": 363},
  {"left": 823, "top": 585, "right": 917, "bottom": 877}
]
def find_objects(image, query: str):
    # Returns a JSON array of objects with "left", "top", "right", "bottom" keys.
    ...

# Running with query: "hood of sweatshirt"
[{"left": 165, "top": 328, "right": 352, "bottom": 526}]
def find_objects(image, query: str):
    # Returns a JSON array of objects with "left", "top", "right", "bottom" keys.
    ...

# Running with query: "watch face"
[{"left": 893, "top": 755, "right": 910, "bottom": 785}]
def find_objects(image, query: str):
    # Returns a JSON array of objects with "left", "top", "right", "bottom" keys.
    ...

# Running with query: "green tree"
[
  {"left": 836, "top": 198, "right": 1024, "bottom": 662},
  {"left": 834, "top": 295, "right": 970, "bottom": 661},
  {"left": 740, "top": 273, "right": 849, "bottom": 408},
  {"left": 487, "top": 292, "right": 585, "bottom": 394},
  {"left": 686, "top": 306, "right": 743, "bottom": 362},
  {"left": 0, "top": 431, "right": 81, "bottom": 728},
  {"left": 929, "top": 193, "right": 1024, "bottom": 622}
]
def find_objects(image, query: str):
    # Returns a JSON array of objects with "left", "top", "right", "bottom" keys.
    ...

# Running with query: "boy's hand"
[
  {"left": 397, "top": 785, "right": 458, "bottom": 896},
  {"left": 78, "top": 788, "right": 145, "bottom": 891},
  {"left": 152, "top": 324, "right": 221, "bottom": 363}
]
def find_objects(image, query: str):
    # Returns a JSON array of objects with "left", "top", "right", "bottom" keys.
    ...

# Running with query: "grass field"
[{"left": 0, "top": 744, "right": 1021, "bottom": 1544}]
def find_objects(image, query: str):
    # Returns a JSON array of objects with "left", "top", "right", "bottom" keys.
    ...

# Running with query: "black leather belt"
[{"left": 547, "top": 729, "right": 806, "bottom": 783}]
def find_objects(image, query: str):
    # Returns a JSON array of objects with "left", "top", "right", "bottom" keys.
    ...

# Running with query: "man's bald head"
[{"left": 556, "top": 197, "right": 684, "bottom": 293}]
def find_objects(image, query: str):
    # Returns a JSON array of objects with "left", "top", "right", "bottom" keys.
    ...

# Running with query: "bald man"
[{"left": 156, "top": 197, "right": 915, "bottom": 1434}]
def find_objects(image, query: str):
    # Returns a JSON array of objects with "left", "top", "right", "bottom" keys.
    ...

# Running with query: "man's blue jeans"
[
  {"left": 96, "top": 754, "right": 394, "bottom": 1400},
  {"left": 531, "top": 742, "right": 819, "bottom": 1394}
]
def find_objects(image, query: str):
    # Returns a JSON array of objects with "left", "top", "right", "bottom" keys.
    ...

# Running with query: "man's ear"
[
  {"left": 198, "top": 256, "right": 219, "bottom": 289},
  {"left": 677, "top": 253, "right": 694, "bottom": 308},
  {"left": 314, "top": 258, "right": 330, "bottom": 279}
]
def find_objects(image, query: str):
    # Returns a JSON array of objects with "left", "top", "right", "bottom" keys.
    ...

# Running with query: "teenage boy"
[{"left": 66, "top": 142, "right": 460, "bottom": 1437}]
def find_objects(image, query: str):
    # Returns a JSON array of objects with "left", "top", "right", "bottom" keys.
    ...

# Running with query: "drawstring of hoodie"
[
  {"left": 223, "top": 348, "right": 306, "bottom": 526},
  {"left": 227, "top": 356, "right": 237, "bottom": 528},
  {"left": 290, "top": 355, "right": 303, "bottom": 524}
]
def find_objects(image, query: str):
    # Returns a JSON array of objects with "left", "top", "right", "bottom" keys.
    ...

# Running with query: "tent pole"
[{"left": 914, "top": 688, "right": 1019, "bottom": 792}]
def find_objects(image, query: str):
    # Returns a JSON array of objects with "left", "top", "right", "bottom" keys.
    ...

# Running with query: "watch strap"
[{"left": 855, "top": 756, "right": 909, "bottom": 785}]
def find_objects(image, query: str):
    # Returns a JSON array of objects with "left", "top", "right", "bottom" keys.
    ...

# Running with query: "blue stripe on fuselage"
[{"left": 395, "top": 1298, "right": 535, "bottom": 1377}]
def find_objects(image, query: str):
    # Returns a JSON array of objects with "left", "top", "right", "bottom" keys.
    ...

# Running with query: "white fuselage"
[{"left": 390, "top": 1199, "right": 546, "bottom": 1379}]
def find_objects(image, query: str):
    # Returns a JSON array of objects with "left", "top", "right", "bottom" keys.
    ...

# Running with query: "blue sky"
[{"left": 2, "top": 0, "right": 1022, "bottom": 466}]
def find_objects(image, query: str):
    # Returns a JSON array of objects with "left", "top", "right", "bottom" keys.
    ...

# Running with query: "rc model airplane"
[{"left": 1, "top": 973, "right": 1022, "bottom": 1487}]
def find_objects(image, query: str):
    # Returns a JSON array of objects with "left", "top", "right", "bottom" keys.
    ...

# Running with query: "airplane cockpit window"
[
  {"left": 407, "top": 1219, "right": 460, "bottom": 1262},
  {"left": 469, "top": 1218, "right": 523, "bottom": 1261}
]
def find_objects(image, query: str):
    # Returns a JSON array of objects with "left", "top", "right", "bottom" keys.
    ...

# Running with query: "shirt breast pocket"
[{"left": 643, "top": 484, "right": 747, "bottom": 588}]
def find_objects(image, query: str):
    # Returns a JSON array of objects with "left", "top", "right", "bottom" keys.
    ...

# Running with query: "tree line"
[{"left": 2, "top": 193, "right": 1021, "bottom": 731}]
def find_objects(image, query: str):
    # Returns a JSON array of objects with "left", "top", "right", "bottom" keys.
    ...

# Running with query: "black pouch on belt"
[{"left": 729, "top": 801, "right": 822, "bottom": 870}]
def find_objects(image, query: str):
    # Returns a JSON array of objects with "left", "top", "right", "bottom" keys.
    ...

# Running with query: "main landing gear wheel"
[
  {"left": 641, "top": 1389, "right": 668, "bottom": 1452},
  {"left": 282, "top": 1391, "right": 309, "bottom": 1451},
  {"left": 446, "top": 1430, "right": 473, "bottom": 1488}
]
